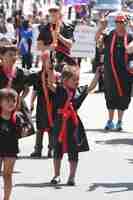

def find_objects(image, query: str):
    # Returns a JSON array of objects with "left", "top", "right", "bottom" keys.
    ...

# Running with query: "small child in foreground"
[
  {"left": 50, "top": 65, "right": 99, "bottom": 186},
  {"left": 0, "top": 88, "right": 19, "bottom": 200}
]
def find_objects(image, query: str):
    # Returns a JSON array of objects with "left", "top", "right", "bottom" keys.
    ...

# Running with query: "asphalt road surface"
[{"left": 1, "top": 59, "right": 133, "bottom": 200}]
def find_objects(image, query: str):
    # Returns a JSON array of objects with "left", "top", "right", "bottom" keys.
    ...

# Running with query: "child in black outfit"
[
  {"left": 0, "top": 88, "right": 19, "bottom": 200},
  {"left": 30, "top": 50, "right": 60, "bottom": 158},
  {"left": 50, "top": 65, "right": 100, "bottom": 186}
]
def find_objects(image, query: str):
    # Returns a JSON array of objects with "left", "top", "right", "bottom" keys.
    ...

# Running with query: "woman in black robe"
[{"left": 96, "top": 13, "right": 133, "bottom": 131}]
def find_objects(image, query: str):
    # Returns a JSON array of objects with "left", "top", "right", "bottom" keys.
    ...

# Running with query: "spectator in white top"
[{"left": 6, "top": 18, "right": 15, "bottom": 39}]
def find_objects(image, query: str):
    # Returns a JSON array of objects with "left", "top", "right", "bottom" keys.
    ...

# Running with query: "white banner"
[
  {"left": 71, "top": 24, "right": 96, "bottom": 58},
  {"left": 23, "top": 0, "right": 34, "bottom": 16}
]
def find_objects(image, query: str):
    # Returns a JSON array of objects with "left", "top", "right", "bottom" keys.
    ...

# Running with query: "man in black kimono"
[{"left": 96, "top": 12, "right": 133, "bottom": 131}]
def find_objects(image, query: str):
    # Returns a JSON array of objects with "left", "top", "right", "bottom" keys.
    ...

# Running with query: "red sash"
[
  {"left": 110, "top": 32, "right": 128, "bottom": 96},
  {"left": 58, "top": 94, "right": 79, "bottom": 153},
  {"left": 41, "top": 51, "right": 54, "bottom": 128},
  {"left": 41, "top": 72, "right": 53, "bottom": 129}
]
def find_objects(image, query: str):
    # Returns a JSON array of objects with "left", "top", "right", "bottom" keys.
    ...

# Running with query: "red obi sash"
[
  {"left": 110, "top": 32, "right": 128, "bottom": 96},
  {"left": 41, "top": 72, "right": 53, "bottom": 129},
  {"left": 41, "top": 51, "right": 54, "bottom": 129},
  {"left": 58, "top": 97, "right": 79, "bottom": 153}
]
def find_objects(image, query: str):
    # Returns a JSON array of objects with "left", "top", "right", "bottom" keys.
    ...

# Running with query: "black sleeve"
[
  {"left": 73, "top": 85, "right": 89, "bottom": 110},
  {"left": 22, "top": 68, "right": 40, "bottom": 87},
  {"left": 37, "top": 23, "right": 52, "bottom": 45},
  {"left": 103, "top": 34, "right": 110, "bottom": 44},
  {"left": 104, "top": 30, "right": 114, "bottom": 45},
  {"left": 61, "top": 23, "right": 74, "bottom": 39}
]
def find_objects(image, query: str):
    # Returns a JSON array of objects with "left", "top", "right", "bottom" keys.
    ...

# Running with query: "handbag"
[
  {"left": 12, "top": 110, "right": 35, "bottom": 139},
  {"left": 11, "top": 98, "right": 35, "bottom": 139}
]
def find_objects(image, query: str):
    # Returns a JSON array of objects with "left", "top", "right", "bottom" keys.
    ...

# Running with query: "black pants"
[
  {"left": 22, "top": 53, "right": 33, "bottom": 69},
  {"left": 105, "top": 95, "right": 131, "bottom": 111},
  {"left": 34, "top": 130, "right": 53, "bottom": 153}
]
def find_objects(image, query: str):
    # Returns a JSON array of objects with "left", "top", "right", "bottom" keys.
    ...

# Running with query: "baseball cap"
[{"left": 48, "top": 4, "right": 60, "bottom": 12}]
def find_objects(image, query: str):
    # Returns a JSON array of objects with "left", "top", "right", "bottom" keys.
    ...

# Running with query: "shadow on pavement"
[
  {"left": 87, "top": 182, "right": 133, "bottom": 193},
  {"left": 17, "top": 156, "right": 52, "bottom": 160},
  {"left": 86, "top": 128, "right": 131, "bottom": 134},
  {"left": 95, "top": 138, "right": 133, "bottom": 146},
  {"left": 127, "top": 159, "right": 133, "bottom": 164},
  {"left": 0, "top": 171, "right": 21, "bottom": 176},
  {"left": 15, "top": 182, "right": 75, "bottom": 189},
  {"left": 85, "top": 128, "right": 108, "bottom": 133}
]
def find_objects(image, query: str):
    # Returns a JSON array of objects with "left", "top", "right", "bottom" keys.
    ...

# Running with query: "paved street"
[{"left": 1, "top": 59, "right": 133, "bottom": 200}]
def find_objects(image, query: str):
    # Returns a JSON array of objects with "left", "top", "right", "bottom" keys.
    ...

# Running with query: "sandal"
[{"left": 50, "top": 176, "right": 61, "bottom": 184}]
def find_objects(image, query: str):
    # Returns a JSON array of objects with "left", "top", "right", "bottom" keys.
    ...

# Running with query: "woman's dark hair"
[
  {"left": 0, "top": 45, "right": 18, "bottom": 55},
  {"left": 13, "top": 10, "right": 23, "bottom": 29}
]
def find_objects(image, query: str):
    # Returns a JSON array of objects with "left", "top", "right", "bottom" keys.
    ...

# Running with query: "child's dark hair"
[
  {"left": 61, "top": 65, "right": 79, "bottom": 81},
  {"left": 0, "top": 88, "right": 18, "bottom": 103},
  {"left": 0, "top": 44, "right": 18, "bottom": 55},
  {"left": 0, "top": 36, "right": 18, "bottom": 52}
]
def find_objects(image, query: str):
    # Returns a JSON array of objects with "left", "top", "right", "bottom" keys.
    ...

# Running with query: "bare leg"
[
  {"left": 67, "top": 161, "right": 78, "bottom": 185},
  {"left": 3, "top": 158, "right": 16, "bottom": 200},
  {"left": 117, "top": 110, "right": 124, "bottom": 121},
  {"left": 69, "top": 161, "right": 78, "bottom": 179},
  {"left": 53, "top": 159, "right": 61, "bottom": 177},
  {"left": 50, "top": 159, "right": 61, "bottom": 184},
  {"left": 116, "top": 110, "right": 124, "bottom": 131},
  {"left": 108, "top": 109, "right": 115, "bottom": 121}
]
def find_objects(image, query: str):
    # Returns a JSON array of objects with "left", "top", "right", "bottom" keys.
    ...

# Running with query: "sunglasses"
[
  {"left": 49, "top": 9, "right": 59, "bottom": 13},
  {"left": 115, "top": 21, "right": 125, "bottom": 24}
]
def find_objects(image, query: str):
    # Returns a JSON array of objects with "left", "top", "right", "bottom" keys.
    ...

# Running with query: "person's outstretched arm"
[{"left": 87, "top": 67, "right": 100, "bottom": 93}]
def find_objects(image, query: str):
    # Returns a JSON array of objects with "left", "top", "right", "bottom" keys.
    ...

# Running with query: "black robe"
[
  {"left": 104, "top": 31, "right": 133, "bottom": 110},
  {"left": 0, "top": 116, "right": 19, "bottom": 156},
  {"left": 33, "top": 72, "right": 55, "bottom": 131},
  {"left": 51, "top": 85, "right": 89, "bottom": 153}
]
